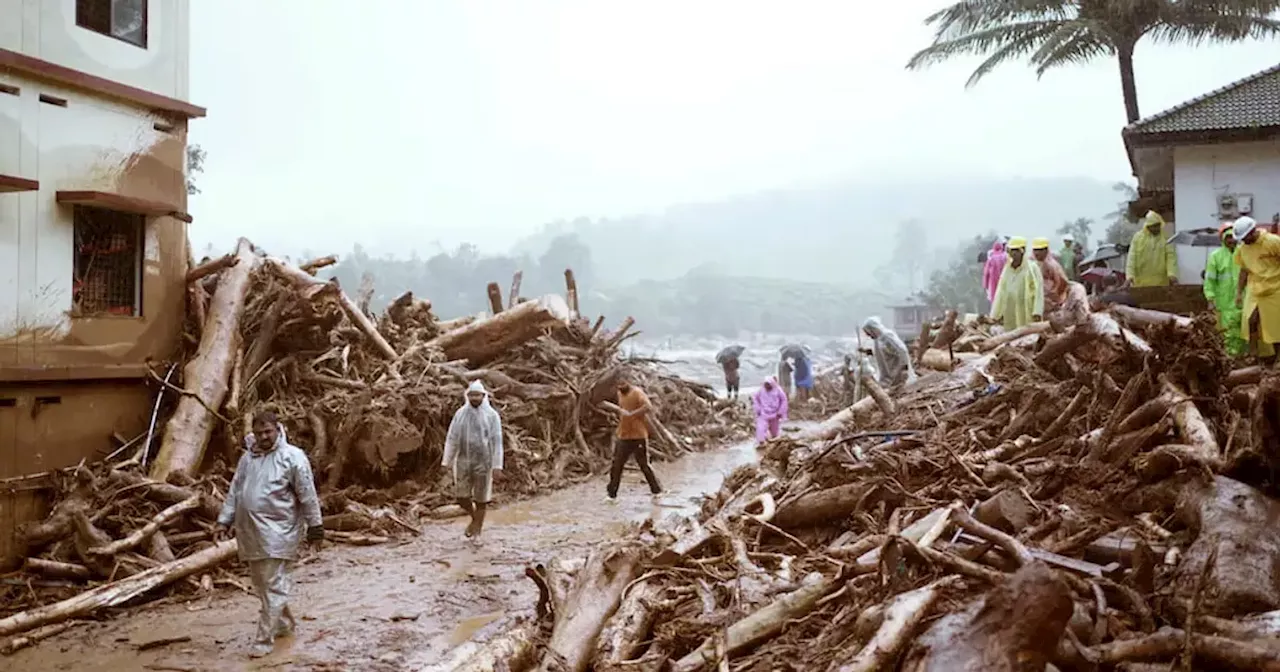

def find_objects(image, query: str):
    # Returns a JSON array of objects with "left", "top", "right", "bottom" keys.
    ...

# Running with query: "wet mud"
[{"left": 8, "top": 431, "right": 784, "bottom": 672}]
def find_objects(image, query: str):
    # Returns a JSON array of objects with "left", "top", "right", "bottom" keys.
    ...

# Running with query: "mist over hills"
[{"left": 512, "top": 176, "right": 1126, "bottom": 288}]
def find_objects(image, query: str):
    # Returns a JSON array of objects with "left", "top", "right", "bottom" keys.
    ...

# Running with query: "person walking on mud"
[
  {"left": 722, "top": 356, "right": 741, "bottom": 401},
  {"left": 216, "top": 411, "right": 324, "bottom": 658},
  {"left": 607, "top": 376, "right": 663, "bottom": 503},
  {"left": 443, "top": 380, "right": 504, "bottom": 540}
]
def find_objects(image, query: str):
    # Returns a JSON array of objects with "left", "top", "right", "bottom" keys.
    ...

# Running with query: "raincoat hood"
[
  {"left": 244, "top": 423, "right": 288, "bottom": 454},
  {"left": 1143, "top": 211, "right": 1167, "bottom": 232},
  {"left": 990, "top": 241, "right": 1005, "bottom": 254},
  {"left": 763, "top": 375, "right": 777, "bottom": 389},
  {"left": 862, "top": 316, "right": 886, "bottom": 338},
  {"left": 465, "top": 379, "right": 490, "bottom": 404}
]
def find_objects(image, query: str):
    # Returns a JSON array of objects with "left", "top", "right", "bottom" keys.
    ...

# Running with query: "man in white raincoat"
[
  {"left": 216, "top": 411, "right": 323, "bottom": 658},
  {"left": 861, "top": 316, "right": 915, "bottom": 390},
  {"left": 443, "top": 380, "right": 504, "bottom": 539}
]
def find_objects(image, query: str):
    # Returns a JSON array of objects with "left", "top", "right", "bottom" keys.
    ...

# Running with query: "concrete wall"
[
  {"left": 1174, "top": 140, "right": 1280, "bottom": 232},
  {"left": 0, "top": 70, "right": 188, "bottom": 369},
  {"left": 0, "top": 0, "right": 190, "bottom": 100}
]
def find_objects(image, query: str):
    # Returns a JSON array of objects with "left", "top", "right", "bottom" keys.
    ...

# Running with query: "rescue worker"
[
  {"left": 989, "top": 236, "right": 1044, "bottom": 329},
  {"left": 216, "top": 411, "right": 323, "bottom": 658},
  {"left": 1203, "top": 222, "right": 1246, "bottom": 356},
  {"left": 1032, "top": 237, "right": 1069, "bottom": 312},
  {"left": 862, "top": 316, "right": 914, "bottom": 389},
  {"left": 752, "top": 376, "right": 789, "bottom": 443},
  {"left": 607, "top": 376, "right": 662, "bottom": 502},
  {"left": 1059, "top": 235, "right": 1078, "bottom": 281},
  {"left": 442, "top": 380, "right": 504, "bottom": 539},
  {"left": 1233, "top": 216, "right": 1280, "bottom": 363},
  {"left": 1125, "top": 211, "right": 1177, "bottom": 287}
]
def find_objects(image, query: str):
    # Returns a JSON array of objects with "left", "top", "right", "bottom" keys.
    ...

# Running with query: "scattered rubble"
[
  {"left": 0, "top": 239, "right": 747, "bottom": 652},
  {"left": 455, "top": 289, "right": 1280, "bottom": 671}
]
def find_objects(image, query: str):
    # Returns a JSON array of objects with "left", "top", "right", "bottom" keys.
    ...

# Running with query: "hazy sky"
[{"left": 186, "top": 0, "right": 1280, "bottom": 257}]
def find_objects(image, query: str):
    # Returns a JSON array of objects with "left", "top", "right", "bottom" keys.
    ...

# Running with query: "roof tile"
[{"left": 1125, "top": 63, "right": 1280, "bottom": 135}]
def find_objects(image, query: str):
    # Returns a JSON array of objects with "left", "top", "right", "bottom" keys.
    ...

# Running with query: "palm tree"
[{"left": 906, "top": 0, "right": 1280, "bottom": 123}]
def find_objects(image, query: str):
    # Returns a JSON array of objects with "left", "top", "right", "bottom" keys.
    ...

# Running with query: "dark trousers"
[{"left": 607, "top": 438, "right": 662, "bottom": 498}]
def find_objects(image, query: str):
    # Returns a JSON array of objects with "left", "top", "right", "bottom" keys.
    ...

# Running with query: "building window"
[
  {"left": 72, "top": 206, "right": 144, "bottom": 317},
  {"left": 76, "top": 0, "right": 147, "bottom": 48}
]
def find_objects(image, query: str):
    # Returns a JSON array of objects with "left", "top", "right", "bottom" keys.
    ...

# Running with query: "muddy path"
[{"left": 9, "top": 433, "right": 787, "bottom": 672}]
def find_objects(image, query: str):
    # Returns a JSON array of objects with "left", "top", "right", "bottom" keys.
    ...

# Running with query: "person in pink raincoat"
[
  {"left": 983, "top": 239, "right": 1008, "bottom": 304},
  {"left": 753, "top": 376, "right": 789, "bottom": 443}
]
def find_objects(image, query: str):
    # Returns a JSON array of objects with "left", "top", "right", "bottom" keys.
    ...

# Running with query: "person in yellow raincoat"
[
  {"left": 989, "top": 236, "right": 1044, "bottom": 329},
  {"left": 1125, "top": 211, "right": 1178, "bottom": 287},
  {"left": 1232, "top": 216, "right": 1280, "bottom": 363}
]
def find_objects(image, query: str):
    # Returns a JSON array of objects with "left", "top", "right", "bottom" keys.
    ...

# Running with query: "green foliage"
[
  {"left": 906, "top": 0, "right": 1280, "bottom": 121},
  {"left": 922, "top": 232, "right": 997, "bottom": 314},
  {"left": 1104, "top": 182, "right": 1142, "bottom": 244},
  {"left": 185, "top": 144, "right": 206, "bottom": 196},
  {"left": 1056, "top": 217, "right": 1095, "bottom": 255}
]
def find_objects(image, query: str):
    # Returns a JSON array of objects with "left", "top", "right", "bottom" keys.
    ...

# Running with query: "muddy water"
[{"left": 10, "top": 435, "right": 776, "bottom": 672}]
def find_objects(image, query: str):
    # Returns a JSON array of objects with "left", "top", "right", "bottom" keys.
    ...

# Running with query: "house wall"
[
  {"left": 0, "top": 70, "right": 188, "bottom": 370},
  {"left": 0, "top": 0, "right": 190, "bottom": 100},
  {"left": 1174, "top": 140, "right": 1280, "bottom": 232}
]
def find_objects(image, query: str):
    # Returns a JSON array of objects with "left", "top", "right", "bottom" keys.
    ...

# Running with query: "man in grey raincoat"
[
  {"left": 443, "top": 380, "right": 504, "bottom": 539},
  {"left": 216, "top": 411, "right": 323, "bottom": 658},
  {"left": 861, "top": 316, "right": 915, "bottom": 390}
]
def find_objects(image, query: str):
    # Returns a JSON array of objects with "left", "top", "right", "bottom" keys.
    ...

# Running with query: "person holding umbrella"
[{"left": 715, "top": 345, "right": 744, "bottom": 400}]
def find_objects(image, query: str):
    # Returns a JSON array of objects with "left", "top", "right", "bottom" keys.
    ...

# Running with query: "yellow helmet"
[
  {"left": 1007, "top": 236, "right": 1028, "bottom": 250},
  {"left": 1031, "top": 237, "right": 1051, "bottom": 250}
]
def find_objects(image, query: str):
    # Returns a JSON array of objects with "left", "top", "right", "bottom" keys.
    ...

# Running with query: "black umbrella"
[
  {"left": 715, "top": 344, "right": 746, "bottom": 364},
  {"left": 779, "top": 344, "right": 809, "bottom": 361}
]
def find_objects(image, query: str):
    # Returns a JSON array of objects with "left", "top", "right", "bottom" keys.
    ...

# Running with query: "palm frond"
[{"left": 907, "top": 20, "right": 1064, "bottom": 72}]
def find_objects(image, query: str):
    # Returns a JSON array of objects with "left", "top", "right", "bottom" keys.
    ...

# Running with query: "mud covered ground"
[{"left": 9, "top": 430, "right": 797, "bottom": 672}]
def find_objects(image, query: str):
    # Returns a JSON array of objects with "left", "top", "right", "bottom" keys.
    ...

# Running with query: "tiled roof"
[{"left": 1125, "top": 63, "right": 1280, "bottom": 136}]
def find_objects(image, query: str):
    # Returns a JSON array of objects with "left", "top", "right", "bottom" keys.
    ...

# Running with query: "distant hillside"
[
  {"left": 596, "top": 272, "right": 891, "bottom": 337},
  {"left": 513, "top": 176, "right": 1124, "bottom": 287}
]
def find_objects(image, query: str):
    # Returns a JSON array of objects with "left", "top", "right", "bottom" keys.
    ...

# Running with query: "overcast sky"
[{"left": 186, "top": 0, "right": 1280, "bottom": 257}]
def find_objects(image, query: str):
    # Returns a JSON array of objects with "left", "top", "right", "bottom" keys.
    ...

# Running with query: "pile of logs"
[
  {"left": 448, "top": 288, "right": 1280, "bottom": 671},
  {"left": 0, "top": 239, "right": 746, "bottom": 653}
]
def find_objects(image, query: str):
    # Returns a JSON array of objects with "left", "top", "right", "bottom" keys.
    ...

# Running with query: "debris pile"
[
  {"left": 459, "top": 298, "right": 1280, "bottom": 671},
  {"left": 0, "top": 239, "right": 746, "bottom": 651}
]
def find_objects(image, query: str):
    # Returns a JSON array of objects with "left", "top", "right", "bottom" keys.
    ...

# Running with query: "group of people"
[
  {"left": 1204, "top": 215, "right": 1280, "bottom": 360},
  {"left": 217, "top": 374, "right": 663, "bottom": 657},
  {"left": 983, "top": 235, "right": 1078, "bottom": 329}
]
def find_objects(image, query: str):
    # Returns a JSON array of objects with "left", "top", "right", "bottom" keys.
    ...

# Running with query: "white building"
[
  {"left": 0, "top": 0, "right": 202, "bottom": 565},
  {"left": 1124, "top": 63, "right": 1280, "bottom": 231}
]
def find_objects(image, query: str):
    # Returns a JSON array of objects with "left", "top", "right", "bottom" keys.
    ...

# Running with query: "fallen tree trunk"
[
  {"left": 265, "top": 257, "right": 398, "bottom": 361},
  {"left": 834, "top": 577, "right": 958, "bottom": 672},
  {"left": 0, "top": 540, "right": 238, "bottom": 638},
  {"left": 429, "top": 294, "right": 571, "bottom": 366},
  {"left": 671, "top": 573, "right": 839, "bottom": 672},
  {"left": 1228, "top": 366, "right": 1264, "bottom": 388},
  {"left": 773, "top": 482, "right": 878, "bottom": 531},
  {"left": 795, "top": 397, "right": 878, "bottom": 442},
  {"left": 594, "top": 577, "right": 664, "bottom": 669},
  {"left": 536, "top": 545, "right": 643, "bottom": 672},
  {"left": 23, "top": 558, "right": 91, "bottom": 580},
  {"left": 185, "top": 253, "right": 238, "bottom": 283},
  {"left": 919, "top": 349, "right": 953, "bottom": 372},
  {"left": 861, "top": 372, "right": 897, "bottom": 416},
  {"left": 86, "top": 495, "right": 199, "bottom": 557},
  {"left": 1162, "top": 378, "right": 1222, "bottom": 469},
  {"left": 1174, "top": 476, "right": 1280, "bottom": 616},
  {"left": 653, "top": 472, "right": 774, "bottom": 566},
  {"left": 422, "top": 621, "right": 540, "bottom": 672},
  {"left": 979, "top": 322, "right": 1051, "bottom": 352},
  {"left": 151, "top": 238, "right": 259, "bottom": 481},
  {"left": 902, "top": 562, "right": 1072, "bottom": 672},
  {"left": 1110, "top": 304, "right": 1194, "bottom": 329}
]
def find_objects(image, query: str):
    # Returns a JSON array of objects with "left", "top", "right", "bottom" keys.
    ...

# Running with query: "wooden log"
[
  {"left": 151, "top": 239, "right": 259, "bottom": 481},
  {"left": 184, "top": 253, "right": 237, "bottom": 283},
  {"left": 299, "top": 254, "right": 338, "bottom": 274},
  {"left": 1173, "top": 476, "right": 1280, "bottom": 615},
  {"left": 979, "top": 322, "right": 1051, "bottom": 352},
  {"left": 509, "top": 271, "right": 524, "bottom": 308},
  {"left": 653, "top": 473, "right": 775, "bottom": 566},
  {"left": 603, "top": 317, "right": 636, "bottom": 351},
  {"left": 773, "top": 483, "right": 877, "bottom": 531},
  {"left": 565, "top": 269, "right": 579, "bottom": 317},
  {"left": 86, "top": 496, "right": 199, "bottom": 557},
  {"left": 834, "top": 577, "right": 958, "bottom": 672},
  {"left": 594, "top": 577, "right": 664, "bottom": 669},
  {"left": 1091, "top": 312, "right": 1153, "bottom": 354},
  {"left": 23, "top": 558, "right": 92, "bottom": 580},
  {"left": 0, "top": 540, "right": 238, "bottom": 638},
  {"left": 536, "top": 545, "right": 642, "bottom": 672},
  {"left": 671, "top": 573, "right": 839, "bottom": 672},
  {"left": 1034, "top": 324, "right": 1100, "bottom": 366},
  {"left": 1162, "top": 378, "right": 1222, "bottom": 468},
  {"left": 487, "top": 282, "right": 504, "bottom": 314},
  {"left": 861, "top": 371, "right": 896, "bottom": 416},
  {"left": 265, "top": 257, "right": 399, "bottom": 361},
  {"left": 242, "top": 295, "right": 288, "bottom": 390},
  {"left": 187, "top": 280, "right": 208, "bottom": 340},
  {"left": 438, "top": 314, "right": 480, "bottom": 332},
  {"left": 931, "top": 310, "right": 960, "bottom": 352},
  {"left": 428, "top": 294, "right": 571, "bottom": 366},
  {"left": 919, "top": 348, "right": 952, "bottom": 371},
  {"left": 107, "top": 470, "right": 221, "bottom": 521},
  {"left": 795, "top": 397, "right": 879, "bottom": 442},
  {"left": 425, "top": 621, "right": 540, "bottom": 672},
  {"left": 1110, "top": 303, "right": 1194, "bottom": 329},
  {"left": 902, "top": 562, "right": 1072, "bottom": 672},
  {"left": 146, "top": 530, "right": 176, "bottom": 563}
]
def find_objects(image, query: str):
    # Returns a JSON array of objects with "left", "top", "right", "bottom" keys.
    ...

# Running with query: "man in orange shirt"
[{"left": 607, "top": 377, "right": 663, "bottom": 502}]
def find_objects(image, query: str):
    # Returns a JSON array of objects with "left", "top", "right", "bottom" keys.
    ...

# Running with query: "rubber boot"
[{"left": 471, "top": 502, "right": 488, "bottom": 539}]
